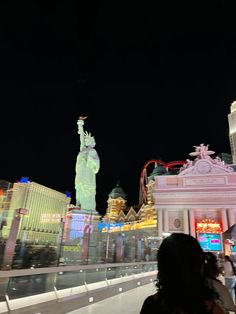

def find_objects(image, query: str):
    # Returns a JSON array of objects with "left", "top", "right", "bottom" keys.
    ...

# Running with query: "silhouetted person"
[
  {"left": 223, "top": 255, "right": 236, "bottom": 304},
  {"left": 204, "top": 252, "right": 236, "bottom": 313},
  {"left": 140, "top": 233, "right": 224, "bottom": 314}
]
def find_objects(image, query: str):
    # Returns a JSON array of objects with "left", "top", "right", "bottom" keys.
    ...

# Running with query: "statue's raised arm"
[{"left": 77, "top": 116, "right": 87, "bottom": 151}]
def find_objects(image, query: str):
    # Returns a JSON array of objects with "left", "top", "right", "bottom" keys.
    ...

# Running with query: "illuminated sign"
[
  {"left": 97, "top": 222, "right": 124, "bottom": 230},
  {"left": 196, "top": 219, "right": 222, "bottom": 233},
  {"left": 67, "top": 214, "right": 93, "bottom": 239},
  {"left": 197, "top": 233, "right": 223, "bottom": 252},
  {"left": 65, "top": 191, "right": 71, "bottom": 198},
  {"left": 41, "top": 213, "right": 61, "bottom": 223},
  {"left": 63, "top": 244, "right": 80, "bottom": 253},
  {"left": 19, "top": 177, "right": 30, "bottom": 183}
]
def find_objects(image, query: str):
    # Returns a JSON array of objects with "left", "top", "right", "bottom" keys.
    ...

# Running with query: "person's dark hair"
[
  {"left": 156, "top": 233, "right": 215, "bottom": 313},
  {"left": 204, "top": 252, "right": 220, "bottom": 279}
]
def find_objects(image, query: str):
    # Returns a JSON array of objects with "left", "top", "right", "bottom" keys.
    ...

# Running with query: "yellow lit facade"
[
  {"left": 102, "top": 181, "right": 157, "bottom": 233},
  {"left": 2, "top": 180, "right": 71, "bottom": 245}
]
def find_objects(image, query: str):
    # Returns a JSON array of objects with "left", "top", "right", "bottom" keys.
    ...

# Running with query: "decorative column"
[
  {"left": 157, "top": 209, "right": 163, "bottom": 238},
  {"left": 221, "top": 208, "right": 228, "bottom": 232},
  {"left": 183, "top": 209, "right": 189, "bottom": 234},
  {"left": 164, "top": 210, "right": 169, "bottom": 232},
  {"left": 227, "top": 208, "right": 235, "bottom": 228},
  {"left": 189, "top": 209, "right": 195, "bottom": 237}
]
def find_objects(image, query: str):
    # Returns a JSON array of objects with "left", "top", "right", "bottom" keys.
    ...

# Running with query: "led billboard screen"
[{"left": 197, "top": 233, "right": 223, "bottom": 252}]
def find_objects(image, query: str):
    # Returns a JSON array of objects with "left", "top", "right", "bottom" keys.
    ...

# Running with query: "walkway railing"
[{"left": 0, "top": 262, "right": 157, "bottom": 313}]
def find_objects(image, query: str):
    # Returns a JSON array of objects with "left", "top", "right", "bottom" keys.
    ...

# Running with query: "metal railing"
[{"left": 0, "top": 262, "right": 157, "bottom": 313}]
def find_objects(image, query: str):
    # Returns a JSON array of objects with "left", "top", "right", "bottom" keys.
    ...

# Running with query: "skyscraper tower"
[{"left": 228, "top": 100, "right": 236, "bottom": 163}]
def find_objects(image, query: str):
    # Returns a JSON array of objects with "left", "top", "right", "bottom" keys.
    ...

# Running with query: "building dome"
[
  {"left": 109, "top": 182, "right": 127, "bottom": 200},
  {"left": 147, "top": 163, "right": 167, "bottom": 182},
  {"left": 151, "top": 164, "right": 167, "bottom": 176}
]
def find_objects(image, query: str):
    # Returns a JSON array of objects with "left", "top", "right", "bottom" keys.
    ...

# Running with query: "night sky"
[{"left": 1, "top": 1, "right": 236, "bottom": 214}]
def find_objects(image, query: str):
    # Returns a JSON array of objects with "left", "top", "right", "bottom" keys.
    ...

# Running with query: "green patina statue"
[{"left": 75, "top": 117, "right": 100, "bottom": 211}]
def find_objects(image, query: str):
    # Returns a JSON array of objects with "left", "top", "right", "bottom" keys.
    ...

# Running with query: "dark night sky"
[{"left": 1, "top": 1, "right": 236, "bottom": 214}]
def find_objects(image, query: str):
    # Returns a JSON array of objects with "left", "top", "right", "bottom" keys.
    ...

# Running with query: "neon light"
[
  {"left": 41, "top": 213, "right": 61, "bottom": 223},
  {"left": 66, "top": 191, "right": 71, "bottom": 198},
  {"left": 19, "top": 177, "right": 30, "bottom": 183},
  {"left": 196, "top": 219, "right": 222, "bottom": 233},
  {"left": 97, "top": 222, "right": 124, "bottom": 230}
]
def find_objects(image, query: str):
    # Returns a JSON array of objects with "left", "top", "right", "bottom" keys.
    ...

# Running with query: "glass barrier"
[
  {"left": 55, "top": 270, "right": 85, "bottom": 290},
  {"left": 0, "top": 204, "right": 160, "bottom": 270},
  {"left": 7, "top": 273, "right": 55, "bottom": 299},
  {"left": 1, "top": 262, "right": 157, "bottom": 301}
]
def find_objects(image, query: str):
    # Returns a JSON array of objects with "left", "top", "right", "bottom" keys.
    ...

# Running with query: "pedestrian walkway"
[{"left": 67, "top": 282, "right": 156, "bottom": 314}]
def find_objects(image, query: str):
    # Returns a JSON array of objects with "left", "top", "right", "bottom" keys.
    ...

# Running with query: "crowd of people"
[{"left": 140, "top": 233, "right": 236, "bottom": 314}]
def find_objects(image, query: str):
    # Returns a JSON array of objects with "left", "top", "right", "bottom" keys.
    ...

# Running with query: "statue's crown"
[{"left": 84, "top": 131, "right": 93, "bottom": 139}]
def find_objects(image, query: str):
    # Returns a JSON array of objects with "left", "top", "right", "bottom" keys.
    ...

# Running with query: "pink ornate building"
[{"left": 152, "top": 144, "right": 236, "bottom": 241}]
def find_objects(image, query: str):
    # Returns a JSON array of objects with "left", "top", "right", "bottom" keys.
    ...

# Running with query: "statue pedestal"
[
  {"left": 79, "top": 210, "right": 101, "bottom": 264},
  {"left": 63, "top": 206, "right": 101, "bottom": 264}
]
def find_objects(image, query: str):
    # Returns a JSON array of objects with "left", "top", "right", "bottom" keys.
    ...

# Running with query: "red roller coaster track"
[{"left": 139, "top": 159, "right": 186, "bottom": 204}]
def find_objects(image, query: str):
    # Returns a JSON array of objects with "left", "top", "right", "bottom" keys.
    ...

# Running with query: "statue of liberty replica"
[
  {"left": 74, "top": 116, "right": 101, "bottom": 263},
  {"left": 75, "top": 116, "right": 100, "bottom": 213}
]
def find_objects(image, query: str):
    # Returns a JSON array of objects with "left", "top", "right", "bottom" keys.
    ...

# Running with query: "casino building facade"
[{"left": 152, "top": 144, "right": 236, "bottom": 251}]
